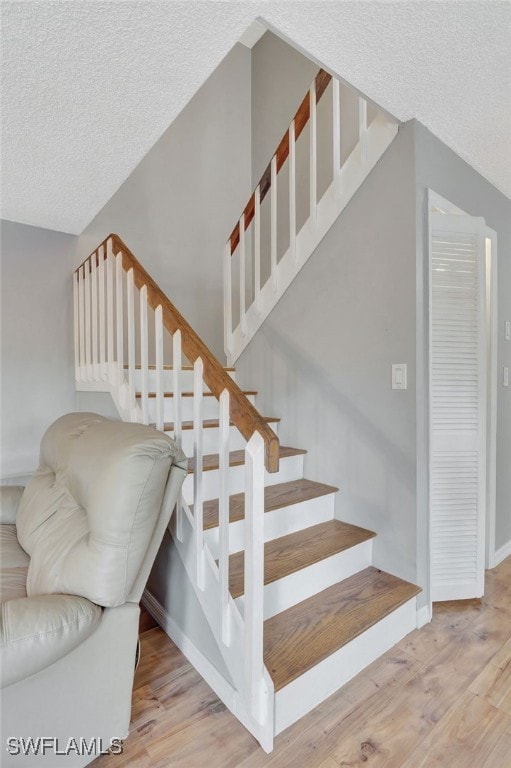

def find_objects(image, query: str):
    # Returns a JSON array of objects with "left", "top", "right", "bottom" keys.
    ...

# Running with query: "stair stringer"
[
  {"left": 228, "top": 113, "right": 399, "bottom": 364},
  {"left": 157, "top": 507, "right": 275, "bottom": 752}
]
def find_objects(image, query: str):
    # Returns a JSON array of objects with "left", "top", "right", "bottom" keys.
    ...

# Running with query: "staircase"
[
  {"left": 72, "top": 60, "right": 418, "bottom": 756},
  {"left": 74, "top": 232, "right": 420, "bottom": 752}
]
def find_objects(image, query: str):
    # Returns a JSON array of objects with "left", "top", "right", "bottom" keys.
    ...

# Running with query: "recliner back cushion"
[{"left": 16, "top": 413, "right": 183, "bottom": 607}]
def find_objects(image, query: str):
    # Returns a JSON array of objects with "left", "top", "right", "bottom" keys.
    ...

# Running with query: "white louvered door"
[{"left": 429, "top": 213, "right": 487, "bottom": 601}]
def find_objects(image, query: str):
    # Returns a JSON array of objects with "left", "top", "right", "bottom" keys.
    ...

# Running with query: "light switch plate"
[
  {"left": 504, "top": 367, "right": 509, "bottom": 387},
  {"left": 392, "top": 363, "right": 407, "bottom": 390},
  {"left": 505, "top": 321, "right": 511, "bottom": 341}
]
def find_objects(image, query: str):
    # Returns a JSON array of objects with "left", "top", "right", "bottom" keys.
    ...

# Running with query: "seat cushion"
[
  {"left": 16, "top": 412, "right": 185, "bottom": 607},
  {"left": 0, "top": 525, "right": 29, "bottom": 602},
  {"left": 0, "top": 593, "right": 102, "bottom": 688}
]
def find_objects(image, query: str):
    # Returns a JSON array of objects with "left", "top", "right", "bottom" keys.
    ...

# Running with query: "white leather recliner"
[{"left": 0, "top": 412, "right": 187, "bottom": 766}]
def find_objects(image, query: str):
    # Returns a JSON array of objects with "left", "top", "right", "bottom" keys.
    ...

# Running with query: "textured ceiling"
[{"left": 2, "top": 1, "right": 510, "bottom": 234}]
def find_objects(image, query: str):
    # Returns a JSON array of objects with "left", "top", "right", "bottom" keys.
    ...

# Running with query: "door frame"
[{"left": 424, "top": 189, "right": 498, "bottom": 609}]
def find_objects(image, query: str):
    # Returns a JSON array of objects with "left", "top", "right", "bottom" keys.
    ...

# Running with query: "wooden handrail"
[
  {"left": 75, "top": 234, "right": 280, "bottom": 472},
  {"left": 228, "top": 68, "right": 332, "bottom": 254}
]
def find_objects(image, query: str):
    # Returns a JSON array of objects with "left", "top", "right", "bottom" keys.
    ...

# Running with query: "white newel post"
[{"left": 244, "top": 431, "right": 266, "bottom": 723}]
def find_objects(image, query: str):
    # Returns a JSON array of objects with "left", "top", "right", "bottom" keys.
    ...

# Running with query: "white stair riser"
[
  {"left": 141, "top": 393, "right": 255, "bottom": 423},
  {"left": 204, "top": 493, "right": 336, "bottom": 557},
  {"left": 182, "top": 453, "right": 304, "bottom": 504},
  {"left": 130, "top": 369, "right": 236, "bottom": 391},
  {"left": 274, "top": 597, "right": 418, "bottom": 735},
  {"left": 166, "top": 421, "right": 278, "bottom": 457},
  {"left": 235, "top": 539, "right": 373, "bottom": 620}
]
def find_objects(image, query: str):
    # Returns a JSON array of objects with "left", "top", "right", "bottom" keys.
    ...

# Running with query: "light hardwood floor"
[{"left": 93, "top": 557, "right": 511, "bottom": 768}]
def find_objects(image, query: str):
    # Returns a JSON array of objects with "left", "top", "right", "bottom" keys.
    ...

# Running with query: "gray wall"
[
  {"left": 414, "top": 121, "right": 511, "bottom": 553},
  {"left": 0, "top": 221, "right": 77, "bottom": 478},
  {"left": 236, "top": 122, "right": 419, "bottom": 588},
  {"left": 251, "top": 31, "right": 318, "bottom": 185},
  {"left": 77, "top": 43, "right": 252, "bottom": 361}
]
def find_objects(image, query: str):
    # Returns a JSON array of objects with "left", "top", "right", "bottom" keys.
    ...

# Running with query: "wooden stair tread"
[
  {"left": 187, "top": 446, "right": 306, "bottom": 474},
  {"left": 136, "top": 390, "right": 256, "bottom": 398},
  {"left": 124, "top": 364, "right": 235, "bottom": 371},
  {"left": 264, "top": 566, "right": 421, "bottom": 691},
  {"left": 228, "top": 520, "right": 375, "bottom": 599},
  {"left": 161, "top": 417, "right": 280, "bottom": 433},
  {"left": 196, "top": 478, "right": 338, "bottom": 530}
]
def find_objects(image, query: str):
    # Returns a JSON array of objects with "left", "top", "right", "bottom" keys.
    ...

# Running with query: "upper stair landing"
[{"left": 224, "top": 68, "right": 399, "bottom": 364}]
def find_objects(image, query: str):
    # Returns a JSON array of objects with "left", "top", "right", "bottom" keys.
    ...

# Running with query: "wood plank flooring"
[{"left": 93, "top": 556, "right": 511, "bottom": 768}]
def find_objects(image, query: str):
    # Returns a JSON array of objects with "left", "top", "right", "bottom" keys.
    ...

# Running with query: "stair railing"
[
  {"left": 74, "top": 234, "right": 278, "bottom": 746},
  {"left": 224, "top": 68, "right": 399, "bottom": 363}
]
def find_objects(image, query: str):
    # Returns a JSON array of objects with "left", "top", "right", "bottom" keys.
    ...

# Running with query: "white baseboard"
[
  {"left": 492, "top": 539, "right": 511, "bottom": 568},
  {"left": 416, "top": 603, "right": 432, "bottom": 628}
]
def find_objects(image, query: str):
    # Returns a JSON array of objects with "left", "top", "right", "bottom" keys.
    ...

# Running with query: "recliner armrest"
[
  {"left": 0, "top": 487, "right": 24, "bottom": 525},
  {"left": 0, "top": 593, "right": 102, "bottom": 688}
]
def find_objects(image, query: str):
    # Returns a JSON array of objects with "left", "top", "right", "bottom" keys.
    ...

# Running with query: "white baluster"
[
  {"left": 155, "top": 305, "right": 164, "bottom": 432},
  {"left": 140, "top": 285, "right": 149, "bottom": 425},
  {"left": 106, "top": 240, "right": 114, "bottom": 384},
  {"left": 270, "top": 155, "right": 277, "bottom": 292},
  {"left": 219, "top": 389, "right": 231, "bottom": 645},
  {"left": 359, "top": 96, "right": 368, "bottom": 162},
  {"left": 223, "top": 243, "right": 233, "bottom": 360},
  {"left": 173, "top": 329, "right": 184, "bottom": 542},
  {"left": 239, "top": 214, "right": 247, "bottom": 336},
  {"left": 91, "top": 252, "right": 98, "bottom": 380},
  {"left": 127, "top": 267, "right": 136, "bottom": 417},
  {"left": 254, "top": 186, "right": 261, "bottom": 312},
  {"left": 332, "top": 78, "right": 341, "bottom": 192},
  {"left": 98, "top": 245, "right": 106, "bottom": 378},
  {"left": 310, "top": 80, "right": 317, "bottom": 224},
  {"left": 289, "top": 121, "right": 297, "bottom": 263},
  {"left": 85, "top": 259, "right": 92, "bottom": 380},
  {"left": 79, "top": 266, "right": 85, "bottom": 382},
  {"left": 193, "top": 356, "right": 204, "bottom": 589},
  {"left": 73, "top": 272, "right": 79, "bottom": 382},
  {"left": 115, "top": 252, "right": 124, "bottom": 389},
  {"left": 244, "top": 430, "right": 266, "bottom": 722},
  {"left": 172, "top": 329, "right": 182, "bottom": 447}
]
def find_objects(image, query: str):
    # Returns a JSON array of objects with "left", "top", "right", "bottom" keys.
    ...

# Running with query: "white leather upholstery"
[
  {"left": 0, "top": 594, "right": 102, "bottom": 687},
  {"left": 0, "top": 486, "right": 24, "bottom": 524},
  {"left": 0, "top": 525, "right": 29, "bottom": 602},
  {"left": 17, "top": 412, "right": 186, "bottom": 607}
]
